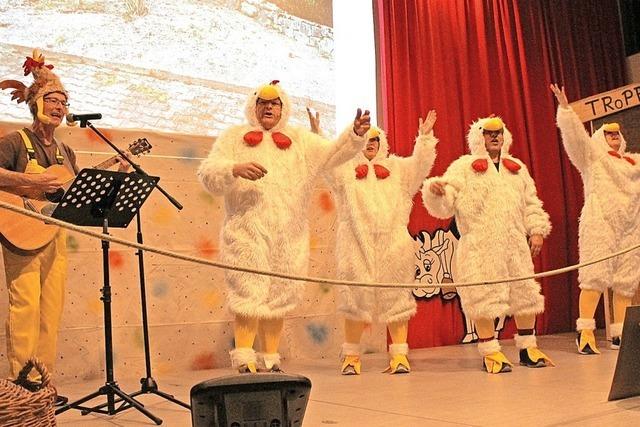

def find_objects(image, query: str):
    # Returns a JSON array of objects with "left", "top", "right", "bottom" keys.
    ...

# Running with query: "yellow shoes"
[
  {"left": 385, "top": 354, "right": 410, "bottom": 374},
  {"left": 341, "top": 355, "right": 362, "bottom": 375},
  {"left": 238, "top": 361, "right": 257, "bottom": 374},
  {"left": 519, "top": 347, "right": 555, "bottom": 367},
  {"left": 231, "top": 348, "right": 258, "bottom": 374},
  {"left": 483, "top": 351, "right": 513, "bottom": 374},
  {"left": 577, "top": 329, "right": 600, "bottom": 355},
  {"left": 514, "top": 334, "right": 554, "bottom": 368}
]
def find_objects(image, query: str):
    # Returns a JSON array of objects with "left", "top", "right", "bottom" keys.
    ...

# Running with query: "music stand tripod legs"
[
  {"left": 88, "top": 213, "right": 190, "bottom": 411},
  {"left": 129, "top": 212, "right": 190, "bottom": 408},
  {"left": 56, "top": 218, "right": 162, "bottom": 425}
]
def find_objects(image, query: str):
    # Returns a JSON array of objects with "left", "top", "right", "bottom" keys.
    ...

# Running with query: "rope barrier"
[{"left": 1, "top": 198, "right": 638, "bottom": 289}]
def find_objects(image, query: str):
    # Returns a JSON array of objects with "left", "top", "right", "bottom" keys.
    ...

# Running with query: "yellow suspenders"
[{"left": 17, "top": 129, "right": 64, "bottom": 173}]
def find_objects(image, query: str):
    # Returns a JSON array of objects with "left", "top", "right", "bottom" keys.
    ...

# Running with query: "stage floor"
[{"left": 56, "top": 333, "right": 640, "bottom": 426}]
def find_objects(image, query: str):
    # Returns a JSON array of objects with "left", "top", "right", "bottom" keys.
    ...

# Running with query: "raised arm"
[
  {"left": 306, "top": 108, "right": 369, "bottom": 173},
  {"left": 394, "top": 110, "right": 439, "bottom": 195},
  {"left": 550, "top": 83, "right": 596, "bottom": 173}
]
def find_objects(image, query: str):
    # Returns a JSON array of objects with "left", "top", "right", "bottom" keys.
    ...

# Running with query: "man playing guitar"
[{"left": 0, "top": 49, "right": 129, "bottom": 404}]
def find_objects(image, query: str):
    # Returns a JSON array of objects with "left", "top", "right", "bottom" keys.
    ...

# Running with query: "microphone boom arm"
[{"left": 84, "top": 120, "right": 183, "bottom": 210}]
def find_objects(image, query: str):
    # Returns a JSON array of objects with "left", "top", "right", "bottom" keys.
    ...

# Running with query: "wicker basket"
[{"left": 0, "top": 358, "right": 57, "bottom": 427}]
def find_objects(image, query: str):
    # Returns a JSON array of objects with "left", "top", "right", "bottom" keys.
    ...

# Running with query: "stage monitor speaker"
[
  {"left": 608, "top": 305, "right": 640, "bottom": 401},
  {"left": 190, "top": 373, "right": 312, "bottom": 427}
]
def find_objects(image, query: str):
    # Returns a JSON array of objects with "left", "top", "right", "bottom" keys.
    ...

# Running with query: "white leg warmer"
[
  {"left": 610, "top": 322, "right": 623, "bottom": 338},
  {"left": 260, "top": 352, "right": 281, "bottom": 371},
  {"left": 388, "top": 343, "right": 409, "bottom": 357},
  {"left": 230, "top": 347, "right": 257, "bottom": 369},
  {"left": 576, "top": 318, "right": 596, "bottom": 332},
  {"left": 514, "top": 334, "right": 537, "bottom": 350},
  {"left": 341, "top": 342, "right": 361, "bottom": 357},
  {"left": 477, "top": 339, "right": 501, "bottom": 356}
]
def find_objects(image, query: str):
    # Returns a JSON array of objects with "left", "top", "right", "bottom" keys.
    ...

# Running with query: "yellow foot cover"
[
  {"left": 341, "top": 355, "right": 361, "bottom": 375},
  {"left": 483, "top": 351, "right": 513, "bottom": 374},
  {"left": 577, "top": 330, "right": 600, "bottom": 355},
  {"left": 520, "top": 347, "right": 555, "bottom": 367},
  {"left": 238, "top": 361, "right": 257, "bottom": 374},
  {"left": 384, "top": 354, "right": 410, "bottom": 374}
]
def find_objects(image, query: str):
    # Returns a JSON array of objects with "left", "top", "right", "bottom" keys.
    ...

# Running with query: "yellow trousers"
[{"left": 3, "top": 231, "right": 67, "bottom": 380}]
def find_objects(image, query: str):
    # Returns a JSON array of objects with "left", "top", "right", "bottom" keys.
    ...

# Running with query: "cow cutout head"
[{"left": 413, "top": 229, "right": 456, "bottom": 299}]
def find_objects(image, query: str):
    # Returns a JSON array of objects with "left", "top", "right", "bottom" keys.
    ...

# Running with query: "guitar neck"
[{"left": 93, "top": 155, "right": 120, "bottom": 170}]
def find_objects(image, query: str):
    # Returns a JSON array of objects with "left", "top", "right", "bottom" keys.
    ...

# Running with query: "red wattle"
[
  {"left": 472, "top": 159, "right": 488, "bottom": 172},
  {"left": 373, "top": 164, "right": 390, "bottom": 179},
  {"left": 355, "top": 164, "right": 368, "bottom": 179},
  {"left": 243, "top": 131, "right": 263, "bottom": 146}
]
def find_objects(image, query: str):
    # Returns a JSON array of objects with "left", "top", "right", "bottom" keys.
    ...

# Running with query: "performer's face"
[
  {"left": 363, "top": 136, "right": 380, "bottom": 160},
  {"left": 483, "top": 129, "right": 504, "bottom": 158},
  {"left": 41, "top": 92, "right": 68, "bottom": 127},
  {"left": 256, "top": 97, "right": 282, "bottom": 130},
  {"left": 604, "top": 131, "right": 621, "bottom": 151}
]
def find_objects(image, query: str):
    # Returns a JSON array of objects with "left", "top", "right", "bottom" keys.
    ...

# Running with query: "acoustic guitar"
[{"left": 0, "top": 138, "right": 152, "bottom": 251}]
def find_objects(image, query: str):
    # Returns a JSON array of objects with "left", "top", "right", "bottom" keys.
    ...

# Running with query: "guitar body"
[
  {"left": 0, "top": 138, "right": 151, "bottom": 251},
  {"left": 0, "top": 165, "right": 74, "bottom": 251}
]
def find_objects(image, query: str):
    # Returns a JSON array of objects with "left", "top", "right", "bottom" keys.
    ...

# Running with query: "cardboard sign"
[{"left": 571, "top": 83, "right": 640, "bottom": 122}]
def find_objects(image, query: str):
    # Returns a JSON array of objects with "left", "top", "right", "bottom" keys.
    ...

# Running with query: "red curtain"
[{"left": 376, "top": 0, "right": 627, "bottom": 347}]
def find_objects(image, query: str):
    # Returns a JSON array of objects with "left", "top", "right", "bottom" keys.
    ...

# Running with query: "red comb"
[
  {"left": 22, "top": 56, "right": 53, "bottom": 76},
  {"left": 270, "top": 80, "right": 280, "bottom": 85}
]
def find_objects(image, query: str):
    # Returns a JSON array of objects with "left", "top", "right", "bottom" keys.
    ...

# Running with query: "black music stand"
[
  {"left": 53, "top": 168, "right": 163, "bottom": 425},
  {"left": 73, "top": 121, "right": 188, "bottom": 420}
]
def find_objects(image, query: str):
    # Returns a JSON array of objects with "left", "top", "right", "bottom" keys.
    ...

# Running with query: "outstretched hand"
[
  {"left": 418, "top": 110, "right": 437, "bottom": 136},
  {"left": 550, "top": 83, "right": 569, "bottom": 108},
  {"left": 307, "top": 107, "right": 320, "bottom": 134},
  {"left": 353, "top": 108, "right": 371, "bottom": 136},
  {"left": 529, "top": 234, "right": 543, "bottom": 257}
]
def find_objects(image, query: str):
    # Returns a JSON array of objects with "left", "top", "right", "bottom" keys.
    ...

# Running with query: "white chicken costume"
[
  {"left": 197, "top": 81, "right": 365, "bottom": 372},
  {"left": 326, "top": 126, "right": 438, "bottom": 374},
  {"left": 422, "top": 117, "right": 553, "bottom": 373},
  {"left": 555, "top": 106, "right": 640, "bottom": 353}
]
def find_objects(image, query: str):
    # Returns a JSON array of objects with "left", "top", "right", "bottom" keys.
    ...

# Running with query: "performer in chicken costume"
[
  {"left": 310, "top": 110, "right": 438, "bottom": 374},
  {"left": 197, "top": 81, "right": 370, "bottom": 373},
  {"left": 551, "top": 84, "right": 640, "bottom": 353},
  {"left": 422, "top": 116, "right": 553, "bottom": 373}
]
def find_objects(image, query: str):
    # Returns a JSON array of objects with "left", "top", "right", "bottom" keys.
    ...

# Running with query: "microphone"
[{"left": 65, "top": 113, "right": 102, "bottom": 123}]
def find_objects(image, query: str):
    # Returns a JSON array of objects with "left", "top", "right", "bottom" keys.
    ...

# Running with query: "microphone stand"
[{"left": 79, "top": 119, "right": 189, "bottom": 414}]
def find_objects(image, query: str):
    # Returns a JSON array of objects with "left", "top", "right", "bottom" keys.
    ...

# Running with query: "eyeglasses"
[
  {"left": 43, "top": 97, "right": 70, "bottom": 108},
  {"left": 256, "top": 99, "right": 282, "bottom": 108}
]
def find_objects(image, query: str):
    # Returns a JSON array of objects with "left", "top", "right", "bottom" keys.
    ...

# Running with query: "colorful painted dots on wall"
[
  {"left": 198, "top": 190, "right": 215, "bottom": 205},
  {"left": 150, "top": 205, "right": 178, "bottom": 225},
  {"left": 305, "top": 322, "right": 329, "bottom": 344},
  {"left": 179, "top": 146, "right": 198, "bottom": 162},
  {"left": 109, "top": 251, "right": 125, "bottom": 269},
  {"left": 66, "top": 234, "right": 79, "bottom": 252},
  {"left": 318, "top": 283, "right": 331, "bottom": 294},
  {"left": 318, "top": 190, "right": 334, "bottom": 213},
  {"left": 202, "top": 290, "right": 222, "bottom": 309},
  {"left": 190, "top": 351, "right": 216, "bottom": 371},
  {"left": 196, "top": 237, "right": 218, "bottom": 258},
  {"left": 151, "top": 280, "right": 169, "bottom": 298}
]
